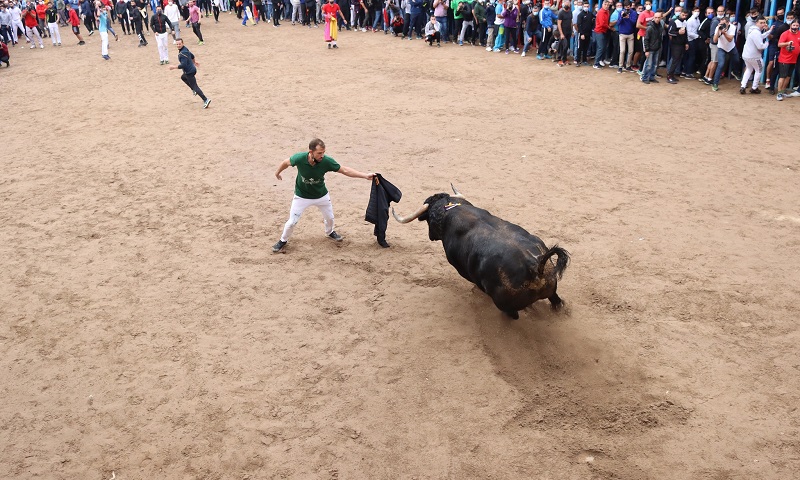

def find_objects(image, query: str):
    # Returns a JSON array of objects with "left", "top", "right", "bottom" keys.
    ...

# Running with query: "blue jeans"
[
  {"left": 436, "top": 15, "right": 447, "bottom": 41},
  {"left": 713, "top": 47, "right": 739, "bottom": 85},
  {"left": 642, "top": 50, "right": 658, "bottom": 81},
  {"left": 373, "top": 9, "right": 382, "bottom": 30},
  {"left": 593, "top": 31, "right": 607, "bottom": 66}
]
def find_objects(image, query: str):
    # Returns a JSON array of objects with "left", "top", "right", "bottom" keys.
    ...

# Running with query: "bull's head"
[{"left": 392, "top": 184, "right": 467, "bottom": 241}]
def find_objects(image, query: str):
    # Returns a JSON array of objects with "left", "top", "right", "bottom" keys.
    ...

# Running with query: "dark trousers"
[
  {"left": 426, "top": 30, "right": 440, "bottom": 44},
  {"left": 683, "top": 38, "right": 700, "bottom": 75},
  {"left": 558, "top": 36, "right": 570, "bottom": 61},
  {"left": 408, "top": 13, "right": 422, "bottom": 38},
  {"left": 181, "top": 72, "right": 207, "bottom": 100},
  {"left": 192, "top": 22, "right": 203, "bottom": 41},
  {"left": 134, "top": 20, "right": 146, "bottom": 44},
  {"left": 84, "top": 15, "right": 95, "bottom": 32},
  {"left": 538, "top": 28, "right": 551, "bottom": 55},
  {"left": 609, "top": 31, "right": 619, "bottom": 65},
  {"left": 504, "top": 26, "right": 517, "bottom": 50},
  {"left": 272, "top": 4, "right": 281, "bottom": 24},
  {"left": 476, "top": 21, "right": 486, "bottom": 46},
  {"left": 0, "top": 25, "right": 11, "bottom": 43},
  {"left": 577, "top": 34, "right": 589, "bottom": 63},
  {"left": 213, "top": 6, "right": 220, "bottom": 21},
  {"left": 304, "top": 4, "right": 317, "bottom": 24},
  {"left": 119, "top": 15, "right": 130, "bottom": 34},
  {"left": 668, "top": 43, "right": 684, "bottom": 76}
]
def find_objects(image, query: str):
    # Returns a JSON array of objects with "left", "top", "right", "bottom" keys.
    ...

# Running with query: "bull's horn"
[
  {"left": 392, "top": 204, "right": 429, "bottom": 224},
  {"left": 450, "top": 183, "right": 465, "bottom": 199}
]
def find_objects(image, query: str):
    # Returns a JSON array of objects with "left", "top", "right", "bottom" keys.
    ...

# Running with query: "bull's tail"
[{"left": 537, "top": 244, "right": 570, "bottom": 280}]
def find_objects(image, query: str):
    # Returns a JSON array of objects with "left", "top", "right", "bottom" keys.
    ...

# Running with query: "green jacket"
[{"left": 473, "top": 1, "right": 486, "bottom": 23}]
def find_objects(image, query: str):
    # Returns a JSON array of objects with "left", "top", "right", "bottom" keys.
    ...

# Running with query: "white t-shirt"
[
  {"left": 718, "top": 23, "right": 737, "bottom": 52},
  {"left": 164, "top": 3, "right": 180, "bottom": 22}
]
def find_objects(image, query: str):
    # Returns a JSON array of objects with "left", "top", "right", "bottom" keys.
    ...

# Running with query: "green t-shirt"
[{"left": 290, "top": 152, "right": 341, "bottom": 199}]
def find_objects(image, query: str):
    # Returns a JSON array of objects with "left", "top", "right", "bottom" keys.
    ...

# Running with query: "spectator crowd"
[{"left": 1, "top": 0, "right": 799, "bottom": 99}]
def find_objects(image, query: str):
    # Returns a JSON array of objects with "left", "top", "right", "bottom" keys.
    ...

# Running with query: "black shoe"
[
  {"left": 750, "top": 88, "right": 762, "bottom": 94},
  {"left": 650, "top": 78, "right": 659, "bottom": 83},
  {"left": 272, "top": 240, "right": 287, "bottom": 253},
  {"left": 328, "top": 231, "right": 343, "bottom": 242},
  {"left": 740, "top": 87, "right": 746, "bottom": 95},
  {"left": 377, "top": 239, "right": 390, "bottom": 248},
  {"left": 702, "top": 77, "right": 712, "bottom": 85},
  {"left": 667, "top": 76, "right": 677, "bottom": 84}
]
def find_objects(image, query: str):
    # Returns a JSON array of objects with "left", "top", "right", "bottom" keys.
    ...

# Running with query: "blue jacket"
[
  {"left": 410, "top": 0, "right": 423, "bottom": 14},
  {"left": 539, "top": 7, "right": 555, "bottom": 29}
]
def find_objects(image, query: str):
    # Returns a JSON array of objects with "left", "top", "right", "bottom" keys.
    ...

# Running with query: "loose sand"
[{"left": 2, "top": 18, "right": 800, "bottom": 479}]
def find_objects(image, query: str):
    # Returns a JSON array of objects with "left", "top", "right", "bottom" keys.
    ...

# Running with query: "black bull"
[{"left": 393, "top": 187, "right": 570, "bottom": 319}]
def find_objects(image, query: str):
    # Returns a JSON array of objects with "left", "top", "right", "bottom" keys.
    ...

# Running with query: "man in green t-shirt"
[{"left": 272, "top": 138, "right": 374, "bottom": 253}]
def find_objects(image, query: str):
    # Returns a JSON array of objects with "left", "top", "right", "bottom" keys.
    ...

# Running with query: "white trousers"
[
  {"left": 280, "top": 193, "right": 335, "bottom": 242},
  {"left": 11, "top": 19, "right": 24, "bottom": 42},
  {"left": 100, "top": 30, "right": 108, "bottom": 55},
  {"left": 741, "top": 57, "right": 763, "bottom": 90},
  {"left": 156, "top": 32, "right": 168, "bottom": 60},
  {"left": 48, "top": 22, "right": 61, "bottom": 44},
  {"left": 26, "top": 26, "right": 43, "bottom": 46}
]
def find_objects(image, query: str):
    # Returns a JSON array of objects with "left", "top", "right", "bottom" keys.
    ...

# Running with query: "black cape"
[{"left": 365, "top": 174, "right": 402, "bottom": 243}]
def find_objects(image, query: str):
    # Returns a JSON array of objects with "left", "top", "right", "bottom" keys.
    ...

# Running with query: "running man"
[
  {"left": 169, "top": 37, "right": 211, "bottom": 108},
  {"left": 65, "top": 3, "right": 85, "bottom": 44},
  {"left": 272, "top": 138, "right": 374, "bottom": 253}
]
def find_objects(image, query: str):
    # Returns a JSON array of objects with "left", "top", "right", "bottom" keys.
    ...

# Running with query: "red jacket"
[
  {"left": 594, "top": 7, "right": 610, "bottom": 33},
  {"left": 36, "top": 4, "right": 47, "bottom": 19},
  {"left": 69, "top": 8, "right": 81, "bottom": 26},
  {"left": 23, "top": 9, "right": 39, "bottom": 28}
]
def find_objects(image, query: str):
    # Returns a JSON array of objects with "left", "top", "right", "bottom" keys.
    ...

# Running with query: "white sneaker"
[{"left": 521, "top": 52, "right": 526, "bottom": 57}]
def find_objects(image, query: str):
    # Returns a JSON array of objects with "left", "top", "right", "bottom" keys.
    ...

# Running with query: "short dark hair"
[
  {"left": 757, "top": 15, "right": 766, "bottom": 21},
  {"left": 309, "top": 138, "right": 325, "bottom": 151}
]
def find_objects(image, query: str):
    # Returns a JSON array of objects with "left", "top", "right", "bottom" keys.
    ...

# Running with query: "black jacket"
[
  {"left": 151, "top": 13, "right": 173, "bottom": 33},
  {"left": 644, "top": 21, "right": 663, "bottom": 52},
  {"left": 365, "top": 174, "right": 402, "bottom": 242}
]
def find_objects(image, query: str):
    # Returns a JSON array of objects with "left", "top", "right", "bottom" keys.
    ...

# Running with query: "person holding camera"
[
  {"left": 617, "top": 1, "right": 635, "bottom": 71},
  {"left": 22, "top": 4, "right": 44, "bottom": 48},
  {"left": 711, "top": 13, "right": 738, "bottom": 91},
  {"left": 776, "top": 18, "right": 800, "bottom": 100}
]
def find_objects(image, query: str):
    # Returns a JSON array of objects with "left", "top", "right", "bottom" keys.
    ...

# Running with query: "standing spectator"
[
  {"left": 151, "top": 4, "right": 172, "bottom": 63},
  {"left": 424, "top": 12, "right": 439, "bottom": 44},
  {"left": 433, "top": 0, "right": 446, "bottom": 42},
  {"left": 165, "top": 0, "right": 180, "bottom": 39},
  {"left": 681, "top": 5, "right": 699, "bottom": 78},
  {"left": 57, "top": 0, "right": 67, "bottom": 26},
  {"left": 633, "top": 0, "right": 653, "bottom": 70},
  {"left": 501, "top": 0, "right": 516, "bottom": 52},
  {"left": 473, "top": 0, "right": 486, "bottom": 46},
  {"left": 456, "top": 0, "right": 473, "bottom": 46},
  {"left": 305, "top": 0, "right": 316, "bottom": 26},
  {"left": 130, "top": 0, "right": 147, "bottom": 45},
  {"left": 45, "top": 1, "right": 61, "bottom": 44},
  {"left": 537, "top": 0, "right": 554, "bottom": 59},
  {"left": 486, "top": 0, "right": 501, "bottom": 50},
  {"left": 290, "top": 0, "right": 300, "bottom": 23},
  {"left": 608, "top": 1, "right": 622, "bottom": 67},
  {"left": 65, "top": 3, "right": 85, "bottom": 43},
  {"left": 212, "top": 0, "right": 220, "bottom": 22},
  {"left": 520, "top": 1, "right": 538, "bottom": 56},
  {"left": 593, "top": 0, "right": 610, "bottom": 68},
  {"left": 36, "top": 0, "right": 48, "bottom": 38},
  {"left": 9, "top": 1, "right": 24, "bottom": 45},
  {"left": 23, "top": 5, "right": 44, "bottom": 48},
  {"left": 666, "top": 8, "right": 687, "bottom": 83},
  {"left": 711, "top": 14, "right": 738, "bottom": 91},
  {"left": 617, "top": 1, "right": 635, "bottom": 71},
  {"left": 188, "top": 0, "right": 203, "bottom": 42},
  {"left": 0, "top": 5, "right": 12, "bottom": 45},
  {"left": 740, "top": 16, "right": 770, "bottom": 94},
  {"left": 115, "top": 0, "right": 130, "bottom": 34},
  {"left": 169, "top": 37, "right": 211, "bottom": 107},
  {"left": 575, "top": 1, "right": 591, "bottom": 65},
  {"left": 701, "top": 5, "right": 724, "bottom": 85},
  {"left": 271, "top": 0, "right": 281, "bottom": 25},
  {"left": 450, "top": 0, "right": 462, "bottom": 42},
  {"left": 766, "top": 8, "right": 790, "bottom": 92},
  {"left": 775, "top": 18, "right": 800, "bottom": 100},
  {"left": 641, "top": 10, "right": 662, "bottom": 83},
  {"left": 80, "top": 0, "right": 95, "bottom": 34},
  {"left": 555, "top": 0, "right": 570, "bottom": 65}
]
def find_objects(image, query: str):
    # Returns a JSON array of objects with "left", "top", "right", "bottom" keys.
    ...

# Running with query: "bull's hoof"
[{"left": 504, "top": 310, "right": 520, "bottom": 320}]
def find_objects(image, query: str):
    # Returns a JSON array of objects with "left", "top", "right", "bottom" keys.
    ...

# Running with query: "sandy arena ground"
[{"left": 2, "top": 16, "right": 800, "bottom": 479}]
